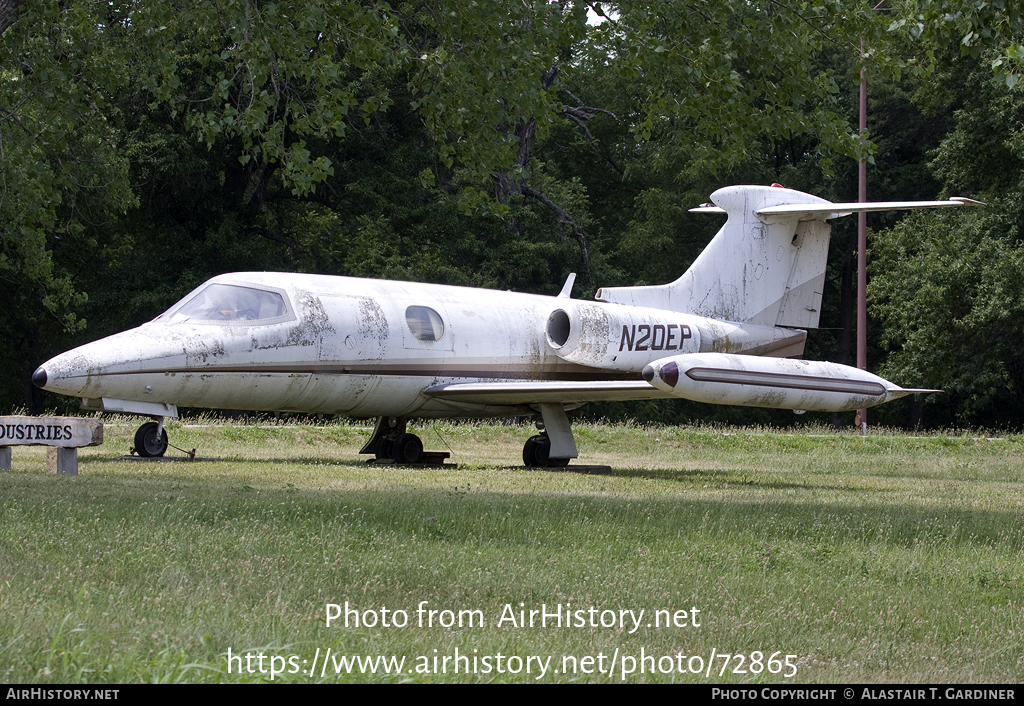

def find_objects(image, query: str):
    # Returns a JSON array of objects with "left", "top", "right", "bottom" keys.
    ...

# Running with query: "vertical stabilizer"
[{"left": 596, "top": 185, "right": 834, "bottom": 328}]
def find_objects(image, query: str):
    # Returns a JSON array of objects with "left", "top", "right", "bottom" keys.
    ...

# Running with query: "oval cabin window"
[{"left": 405, "top": 306, "right": 445, "bottom": 342}]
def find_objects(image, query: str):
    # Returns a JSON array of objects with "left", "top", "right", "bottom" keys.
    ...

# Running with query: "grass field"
[{"left": 1, "top": 418, "right": 1022, "bottom": 683}]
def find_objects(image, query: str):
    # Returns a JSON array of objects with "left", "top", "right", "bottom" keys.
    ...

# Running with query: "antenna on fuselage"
[{"left": 557, "top": 273, "right": 576, "bottom": 299}]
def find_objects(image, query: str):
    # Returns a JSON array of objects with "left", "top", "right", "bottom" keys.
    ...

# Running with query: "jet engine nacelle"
[
  {"left": 545, "top": 302, "right": 809, "bottom": 372},
  {"left": 545, "top": 302, "right": 703, "bottom": 372},
  {"left": 642, "top": 352, "right": 931, "bottom": 412}
]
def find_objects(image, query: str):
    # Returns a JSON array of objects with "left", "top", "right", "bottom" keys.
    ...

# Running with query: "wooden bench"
[{"left": 0, "top": 416, "right": 104, "bottom": 475}]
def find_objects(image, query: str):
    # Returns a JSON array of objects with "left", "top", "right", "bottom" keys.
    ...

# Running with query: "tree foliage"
[
  {"left": 894, "top": 0, "right": 1024, "bottom": 87},
  {"left": 871, "top": 208, "right": 1024, "bottom": 426},
  {"left": 870, "top": 61, "right": 1024, "bottom": 427},
  {"left": 2, "top": 1, "right": 1022, "bottom": 427}
]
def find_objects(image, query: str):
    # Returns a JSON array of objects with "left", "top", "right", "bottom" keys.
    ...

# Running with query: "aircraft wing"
[{"left": 424, "top": 380, "right": 672, "bottom": 405}]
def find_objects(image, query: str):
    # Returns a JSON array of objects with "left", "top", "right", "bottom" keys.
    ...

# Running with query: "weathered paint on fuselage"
[{"left": 41, "top": 273, "right": 648, "bottom": 419}]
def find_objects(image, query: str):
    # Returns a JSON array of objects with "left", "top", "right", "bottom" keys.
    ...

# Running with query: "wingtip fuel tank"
[{"left": 642, "top": 353, "right": 939, "bottom": 413}]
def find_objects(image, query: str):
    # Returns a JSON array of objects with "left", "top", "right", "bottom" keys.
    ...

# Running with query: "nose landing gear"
[{"left": 133, "top": 420, "right": 168, "bottom": 457}]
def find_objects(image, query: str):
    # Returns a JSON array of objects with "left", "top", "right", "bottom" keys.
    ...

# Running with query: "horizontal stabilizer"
[
  {"left": 754, "top": 197, "right": 982, "bottom": 221},
  {"left": 691, "top": 198, "right": 982, "bottom": 220}
]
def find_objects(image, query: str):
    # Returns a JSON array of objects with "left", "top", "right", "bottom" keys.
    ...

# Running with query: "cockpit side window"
[
  {"left": 406, "top": 305, "right": 445, "bottom": 341},
  {"left": 165, "top": 284, "right": 290, "bottom": 324}
]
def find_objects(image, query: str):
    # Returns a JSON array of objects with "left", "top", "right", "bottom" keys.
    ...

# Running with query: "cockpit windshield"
[{"left": 163, "top": 283, "right": 290, "bottom": 324}]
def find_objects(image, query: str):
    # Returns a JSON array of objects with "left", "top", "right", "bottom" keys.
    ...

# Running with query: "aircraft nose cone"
[{"left": 32, "top": 366, "right": 47, "bottom": 389}]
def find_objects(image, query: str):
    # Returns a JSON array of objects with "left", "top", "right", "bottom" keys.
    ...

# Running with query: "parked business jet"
[{"left": 32, "top": 185, "right": 977, "bottom": 465}]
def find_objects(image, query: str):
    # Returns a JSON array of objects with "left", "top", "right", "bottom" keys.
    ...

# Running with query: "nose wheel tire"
[{"left": 134, "top": 422, "right": 169, "bottom": 458}]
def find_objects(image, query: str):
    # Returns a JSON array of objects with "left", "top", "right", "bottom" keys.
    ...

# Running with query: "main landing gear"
[
  {"left": 362, "top": 405, "right": 580, "bottom": 468},
  {"left": 377, "top": 430, "right": 424, "bottom": 464},
  {"left": 522, "top": 434, "right": 569, "bottom": 467},
  {"left": 522, "top": 403, "right": 578, "bottom": 468},
  {"left": 133, "top": 420, "right": 168, "bottom": 457},
  {"left": 361, "top": 417, "right": 426, "bottom": 464}
]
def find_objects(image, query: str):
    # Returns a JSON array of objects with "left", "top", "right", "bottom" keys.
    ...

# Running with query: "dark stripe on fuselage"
[{"left": 81, "top": 362, "right": 637, "bottom": 382}]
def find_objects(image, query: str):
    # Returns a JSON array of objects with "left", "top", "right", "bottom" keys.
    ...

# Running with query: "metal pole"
[
  {"left": 855, "top": 1, "right": 889, "bottom": 435},
  {"left": 856, "top": 37, "right": 868, "bottom": 435}
]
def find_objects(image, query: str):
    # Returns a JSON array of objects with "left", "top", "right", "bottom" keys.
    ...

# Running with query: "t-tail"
[{"left": 595, "top": 184, "right": 980, "bottom": 329}]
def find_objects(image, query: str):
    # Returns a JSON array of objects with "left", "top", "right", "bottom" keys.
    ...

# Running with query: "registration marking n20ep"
[{"left": 619, "top": 324, "right": 692, "bottom": 352}]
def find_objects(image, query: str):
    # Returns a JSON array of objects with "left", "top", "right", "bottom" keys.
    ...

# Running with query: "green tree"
[
  {"left": 894, "top": 0, "right": 1024, "bottom": 87},
  {"left": 870, "top": 60, "right": 1024, "bottom": 427},
  {"left": 0, "top": 2, "right": 143, "bottom": 410}
]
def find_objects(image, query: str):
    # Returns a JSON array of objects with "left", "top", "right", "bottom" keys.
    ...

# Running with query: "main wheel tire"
[
  {"left": 522, "top": 435, "right": 540, "bottom": 467},
  {"left": 374, "top": 435, "right": 394, "bottom": 460},
  {"left": 134, "top": 422, "right": 168, "bottom": 458},
  {"left": 523, "top": 435, "right": 569, "bottom": 467},
  {"left": 532, "top": 435, "right": 553, "bottom": 466},
  {"left": 523, "top": 435, "right": 553, "bottom": 467},
  {"left": 393, "top": 433, "right": 424, "bottom": 464}
]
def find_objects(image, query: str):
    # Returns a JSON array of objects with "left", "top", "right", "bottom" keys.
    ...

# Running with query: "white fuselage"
[{"left": 40, "top": 272, "right": 751, "bottom": 419}]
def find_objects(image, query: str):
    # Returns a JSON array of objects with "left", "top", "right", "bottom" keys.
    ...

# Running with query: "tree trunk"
[
  {"left": 0, "top": 0, "right": 23, "bottom": 36},
  {"left": 492, "top": 66, "right": 604, "bottom": 283}
]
